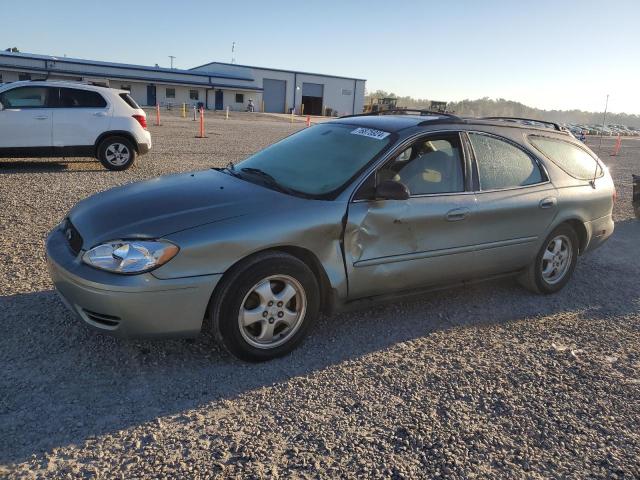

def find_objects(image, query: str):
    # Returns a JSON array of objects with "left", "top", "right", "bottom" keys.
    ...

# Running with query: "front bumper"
[{"left": 46, "top": 226, "right": 221, "bottom": 338}]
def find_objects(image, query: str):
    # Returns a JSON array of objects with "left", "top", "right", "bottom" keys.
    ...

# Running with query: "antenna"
[
  {"left": 231, "top": 42, "right": 236, "bottom": 64},
  {"left": 593, "top": 94, "right": 609, "bottom": 188},
  {"left": 168, "top": 55, "right": 176, "bottom": 69}
]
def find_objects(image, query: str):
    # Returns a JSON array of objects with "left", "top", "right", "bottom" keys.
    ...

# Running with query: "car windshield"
[{"left": 237, "top": 123, "right": 393, "bottom": 196}]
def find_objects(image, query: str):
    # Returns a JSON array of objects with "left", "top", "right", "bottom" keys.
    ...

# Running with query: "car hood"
[{"left": 68, "top": 169, "right": 288, "bottom": 247}]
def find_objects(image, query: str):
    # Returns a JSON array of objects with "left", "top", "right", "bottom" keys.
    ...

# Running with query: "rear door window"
[
  {"left": 0, "top": 86, "right": 50, "bottom": 108},
  {"left": 528, "top": 135, "right": 602, "bottom": 179},
  {"left": 469, "top": 133, "right": 544, "bottom": 190},
  {"left": 58, "top": 88, "right": 107, "bottom": 108}
]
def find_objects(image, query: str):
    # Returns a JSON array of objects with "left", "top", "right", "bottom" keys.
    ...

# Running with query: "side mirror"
[{"left": 375, "top": 179, "right": 410, "bottom": 200}]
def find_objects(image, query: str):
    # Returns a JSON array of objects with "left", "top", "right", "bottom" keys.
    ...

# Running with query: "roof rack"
[
  {"left": 481, "top": 117, "right": 565, "bottom": 132},
  {"left": 362, "top": 109, "right": 460, "bottom": 119}
]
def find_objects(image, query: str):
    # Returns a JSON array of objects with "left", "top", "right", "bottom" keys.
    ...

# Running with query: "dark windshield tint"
[
  {"left": 238, "top": 123, "right": 393, "bottom": 196},
  {"left": 59, "top": 88, "right": 107, "bottom": 108}
]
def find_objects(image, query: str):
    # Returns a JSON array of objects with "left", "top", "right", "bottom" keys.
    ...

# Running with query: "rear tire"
[
  {"left": 97, "top": 136, "right": 136, "bottom": 171},
  {"left": 209, "top": 252, "right": 320, "bottom": 362},
  {"left": 518, "top": 224, "right": 579, "bottom": 294}
]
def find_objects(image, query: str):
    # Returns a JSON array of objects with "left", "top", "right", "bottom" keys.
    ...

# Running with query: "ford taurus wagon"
[{"left": 46, "top": 111, "right": 615, "bottom": 361}]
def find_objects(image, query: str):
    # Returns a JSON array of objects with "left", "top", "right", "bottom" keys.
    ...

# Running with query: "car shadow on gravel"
[
  {"left": 1, "top": 220, "right": 639, "bottom": 466},
  {"left": 0, "top": 159, "right": 104, "bottom": 173}
]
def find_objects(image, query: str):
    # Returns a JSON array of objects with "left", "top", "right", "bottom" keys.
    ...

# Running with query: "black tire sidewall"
[
  {"left": 98, "top": 136, "right": 136, "bottom": 171},
  {"left": 534, "top": 225, "right": 579, "bottom": 294},
  {"left": 215, "top": 254, "right": 320, "bottom": 362}
]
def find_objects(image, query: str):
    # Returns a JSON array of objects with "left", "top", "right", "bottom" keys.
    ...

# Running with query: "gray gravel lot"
[{"left": 1, "top": 111, "right": 639, "bottom": 479}]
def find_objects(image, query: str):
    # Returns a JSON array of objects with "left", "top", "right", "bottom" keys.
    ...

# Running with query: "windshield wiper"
[
  {"left": 240, "top": 167, "right": 298, "bottom": 196},
  {"left": 215, "top": 161, "right": 240, "bottom": 177}
]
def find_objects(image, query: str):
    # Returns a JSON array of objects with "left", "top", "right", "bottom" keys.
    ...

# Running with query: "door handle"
[
  {"left": 93, "top": 112, "right": 107, "bottom": 117},
  {"left": 446, "top": 207, "right": 470, "bottom": 221},
  {"left": 539, "top": 197, "right": 557, "bottom": 209},
  {"left": 34, "top": 115, "right": 48, "bottom": 120}
]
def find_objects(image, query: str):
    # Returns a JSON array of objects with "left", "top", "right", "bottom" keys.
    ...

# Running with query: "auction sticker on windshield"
[{"left": 350, "top": 127, "right": 390, "bottom": 140}]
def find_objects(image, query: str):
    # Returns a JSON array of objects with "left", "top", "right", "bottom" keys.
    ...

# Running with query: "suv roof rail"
[
  {"left": 342, "top": 109, "right": 461, "bottom": 120},
  {"left": 480, "top": 116, "right": 565, "bottom": 132}
]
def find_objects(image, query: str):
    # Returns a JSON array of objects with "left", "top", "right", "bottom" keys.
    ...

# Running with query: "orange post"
[
  {"left": 155, "top": 103, "right": 161, "bottom": 126},
  {"left": 198, "top": 107, "right": 205, "bottom": 138},
  {"left": 611, "top": 134, "right": 622, "bottom": 156},
  {"left": 305, "top": 115, "right": 311, "bottom": 127}
]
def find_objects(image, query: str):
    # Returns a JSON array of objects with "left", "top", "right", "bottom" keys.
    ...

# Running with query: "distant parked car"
[
  {"left": 46, "top": 112, "right": 615, "bottom": 361},
  {"left": 0, "top": 80, "right": 151, "bottom": 170}
]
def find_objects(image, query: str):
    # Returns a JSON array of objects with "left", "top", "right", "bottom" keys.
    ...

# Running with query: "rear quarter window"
[
  {"left": 528, "top": 136, "right": 603, "bottom": 180},
  {"left": 119, "top": 93, "right": 140, "bottom": 109}
]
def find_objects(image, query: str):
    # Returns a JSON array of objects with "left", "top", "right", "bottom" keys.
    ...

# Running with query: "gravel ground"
[{"left": 1, "top": 112, "right": 639, "bottom": 479}]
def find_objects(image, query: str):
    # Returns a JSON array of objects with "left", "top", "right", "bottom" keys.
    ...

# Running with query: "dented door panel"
[{"left": 344, "top": 194, "right": 478, "bottom": 299}]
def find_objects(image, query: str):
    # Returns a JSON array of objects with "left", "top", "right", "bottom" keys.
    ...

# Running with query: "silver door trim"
[{"left": 354, "top": 235, "right": 538, "bottom": 268}]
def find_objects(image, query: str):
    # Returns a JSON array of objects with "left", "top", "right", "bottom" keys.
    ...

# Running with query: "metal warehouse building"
[{"left": 0, "top": 51, "right": 366, "bottom": 115}]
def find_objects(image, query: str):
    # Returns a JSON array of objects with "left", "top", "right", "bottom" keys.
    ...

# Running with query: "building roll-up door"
[
  {"left": 301, "top": 82, "right": 324, "bottom": 116},
  {"left": 263, "top": 78, "right": 286, "bottom": 113}
]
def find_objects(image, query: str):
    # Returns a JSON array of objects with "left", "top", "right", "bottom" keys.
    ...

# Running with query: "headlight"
[{"left": 82, "top": 240, "right": 179, "bottom": 274}]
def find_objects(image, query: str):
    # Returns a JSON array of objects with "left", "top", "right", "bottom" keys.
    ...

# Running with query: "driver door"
[{"left": 343, "top": 132, "right": 479, "bottom": 299}]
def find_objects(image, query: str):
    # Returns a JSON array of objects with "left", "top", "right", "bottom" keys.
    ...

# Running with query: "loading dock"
[
  {"left": 263, "top": 78, "right": 287, "bottom": 113},
  {"left": 301, "top": 82, "right": 324, "bottom": 116}
]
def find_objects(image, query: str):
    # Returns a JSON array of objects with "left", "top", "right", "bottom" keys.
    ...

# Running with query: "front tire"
[
  {"left": 97, "top": 136, "right": 136, "bottom": 171},
  {"left": 518, "top": 224, "right": 579, "bottom": 294},
  {"left": 210, "top": 252, "right": 320, "bottom": 362}
]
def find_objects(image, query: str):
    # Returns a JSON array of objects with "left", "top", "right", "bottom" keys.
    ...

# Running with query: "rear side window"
[
  {"left": 528, "top": 136, "right": 602, "bottom": 179},
  {"left": 0, "top": 86, "right": 49, "bottom": 108},
  {"left": 119, "top": 93, "right": 140, "bottom": 109},
  {"left": 469, "top": 133, "right": 544, "bottom": 190},
  {"left": 59, "top": 88, "right": 107, "bottom": 108}
]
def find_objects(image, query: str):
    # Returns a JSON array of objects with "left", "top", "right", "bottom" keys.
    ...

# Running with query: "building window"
[
  {"left": 235, "top": 93, "right": 244, "bottom": 103},
  {"left": 19, "top": 73, "right": 31, "bottom": 81},
  {"left": 166, "top": 88, "right": 175, "bottom": 99},
  {"left": 189, "top": 89, "right": 199, "bottom": 100},
  {"left": 121, "top": 85, "right": 131, "bottom": 92}
]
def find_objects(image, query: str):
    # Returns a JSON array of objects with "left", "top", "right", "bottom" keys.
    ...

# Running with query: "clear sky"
[{"left": 3, "top": 0, "right": 639, "bottom": 114}]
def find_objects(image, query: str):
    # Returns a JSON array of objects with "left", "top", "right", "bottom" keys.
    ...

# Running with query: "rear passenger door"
[
  {"left": 466, "top": 132, "right": 558, "bottom": 274},
  {"left": 52, "top": 87, "right": 112, "bottom": 149}
]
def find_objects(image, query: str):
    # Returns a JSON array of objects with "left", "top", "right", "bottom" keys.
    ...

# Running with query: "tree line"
[{"left": 365, "top": 90, "right": 640, "bottom": 128}]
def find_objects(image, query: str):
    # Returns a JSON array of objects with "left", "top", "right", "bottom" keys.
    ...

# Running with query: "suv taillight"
[{"left": 132, "top": 114, "right": 147, "bottom": 130}]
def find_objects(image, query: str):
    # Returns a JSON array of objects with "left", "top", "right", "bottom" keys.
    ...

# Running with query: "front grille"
[
  {"left": 63, "top": 219, "right": 83, "bottom": 255},
  {"left": 82, "top": 309, "right": 121, "bottom": 327}
]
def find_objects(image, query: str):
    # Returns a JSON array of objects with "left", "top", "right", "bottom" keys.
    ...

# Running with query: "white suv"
[{"left": 0, "top": 80, "right": 151, "bottom": 170}]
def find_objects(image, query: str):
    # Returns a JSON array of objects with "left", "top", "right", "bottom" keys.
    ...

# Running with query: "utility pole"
[
  {"left": 598, "top": 94, "right": 609, "bottom": 154},
  {"left": 168, "top": 55, "right": 176, "bottom": 69},
  {"left": 231, "top": 42, "right": 236, "bottom": 64}
]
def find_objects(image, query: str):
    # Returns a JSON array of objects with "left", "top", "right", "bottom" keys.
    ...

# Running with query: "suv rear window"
[
  {"left": 119, "top": 93, "right": 140, "bottom": 109},
  {"left": 59, "top": 88, "right": 107, "bottom": 108},
  {"left": 528, "top": 136, "right": 603, "bottom": 180}
]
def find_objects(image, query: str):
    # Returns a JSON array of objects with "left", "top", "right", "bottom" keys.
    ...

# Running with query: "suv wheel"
[
  {"left": 97, "top": 136, "right": 136, "bottom": 171},
  {"left": 518, "top": 224, "right": 579, "bottom": 294},
  {"left": 210, "top": 252, "right": 320, "bottom": 362}
]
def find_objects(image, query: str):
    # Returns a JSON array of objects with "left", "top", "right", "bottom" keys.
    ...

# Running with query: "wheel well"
[
  {"left": 94, "top": 131, "right": 139, "bottom": 155},
  {"left": 212, "top": 246, "right": 333, "bottom": 315},
  {"left": 564, "top": 219, "right": 588, "bottom": 253}
]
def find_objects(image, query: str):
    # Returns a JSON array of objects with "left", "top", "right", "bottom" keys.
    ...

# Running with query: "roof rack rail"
[
  {"left": 342, "top": 109, "right": 461, "bottom": 120},
  {"left": 481, "top": 116, "right": 565, "bottom": 131}
]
